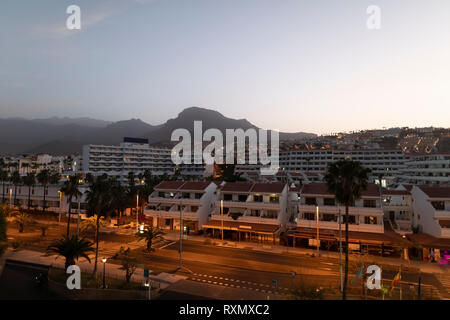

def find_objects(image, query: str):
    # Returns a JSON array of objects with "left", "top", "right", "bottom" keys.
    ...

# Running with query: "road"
[{"left": 119, "top": 239, "right": 446, "bottom": 299}]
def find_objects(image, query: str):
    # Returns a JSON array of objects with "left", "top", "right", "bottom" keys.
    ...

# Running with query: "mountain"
[
  {"left": 31, "top": 116, "right": 112, "bottom": 128},
  {"left": 0, "top": 108, "right": 316, "bottom": 155},
  {"left": 0, "top": 118, "right": 158, "bottom": 155}
]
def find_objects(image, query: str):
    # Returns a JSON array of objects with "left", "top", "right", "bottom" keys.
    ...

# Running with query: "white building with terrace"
[
  {"left": 411, "top": 186, "right": 450, "bottom": 239},
  {"left": 144, "top": 180, "right": 219, "bottom": 234}
]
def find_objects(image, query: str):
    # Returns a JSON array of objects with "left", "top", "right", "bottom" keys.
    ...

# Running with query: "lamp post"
[
  {"left": 179, "top": 199, "right": 183, "bottom": 269},
  {"left": 316, "top": 205, "right": 320, "bottom": 256},
  {"left": 221, "top": 200, "right": 224, "bottom": 243},
  {"left": 77, "top": 201, "right": 80, "bottom": 238},
  {"left": 136, "top": 194, "right": 139, "bottom": 232},
  {"left": 338, "top": 206, "right": 343, "bottom": 293},
  {"left": 9, "top": 188, "right": 12, "bottom": 207},
  {"left": 57, "top": 191, "right": 63, "bottom": 222},
  {"left": 102, "top": 257, "right": 107, "bottom": 289}
]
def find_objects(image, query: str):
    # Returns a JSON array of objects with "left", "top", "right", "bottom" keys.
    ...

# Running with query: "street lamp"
[
  {"left": 316, "top": 205, "right": 320, "bottom": 256},
  {"left": 136, "top": 194, "right": 139, "bottom": 232},
  {"left": 9, "top": 188, "right": 12, "bottom": 207},
  {"left": 221, "top": 199, "right": 224, "bottom": 243},
  {"left": 102, "top": 257, "right": 107, "bottom": 289}
]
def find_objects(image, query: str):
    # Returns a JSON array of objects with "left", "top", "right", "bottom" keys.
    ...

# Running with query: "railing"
[{"left": 297, "top": 219, "right": 384, "bottom": 233}]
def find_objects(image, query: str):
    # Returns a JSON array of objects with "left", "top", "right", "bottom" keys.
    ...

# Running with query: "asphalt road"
[
  {"left": 0, "top": 261, "right": 63, "bottom": 300},
  {"left": 137, "top": 239, "right": 445, "bottom": 298}
]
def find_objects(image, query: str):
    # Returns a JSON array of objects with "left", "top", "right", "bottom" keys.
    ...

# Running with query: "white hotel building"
[
  {"left": 82, "top": 137, "right": 204, "bottom": 182},
  {"left": 395, "top": 153, "right": 450, "bottom": 186},
  {"left": 279, "top": 149, "right": 406, "bottom": 186}
]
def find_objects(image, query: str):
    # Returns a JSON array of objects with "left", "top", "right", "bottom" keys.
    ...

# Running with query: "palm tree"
[
  {"left": 110, "top": 180, "right": 129, "bottom": 221},
  {"left": 0, "top": 168, "right": 8, "bottom": 204},
  {"left": 60, "top": 174, "right": 82, "bottom": 236},
  {"left": 324, "top": 160, "right": 370, "bottom": 300},
  {"left": 37, "top": 170, "right": 51, "bottom": 212},
  {"left": 22, "top": 173, "right": 36, "bottom": 209},
  {"left": 47, "top": 235, "right": 94, "bottom": 271},
  {"left": 85, "top": 174, "right": 113, "bottom": 277},
  {"left": 10, "top": 171, "right": 21, "bottom": 206},
  {"left": 135, "top": 226, "right": 165, "bottom": 251},
  {"left": 21, "top": 162, "right": 30, "bottom": 174},
  {"left": 13, "top": 211, "right": 34, "bottom": 233}
]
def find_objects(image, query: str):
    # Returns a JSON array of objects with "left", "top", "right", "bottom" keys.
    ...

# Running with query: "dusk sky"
[{"left": 1, "top": 0, "right": 449, "bottom": 134}]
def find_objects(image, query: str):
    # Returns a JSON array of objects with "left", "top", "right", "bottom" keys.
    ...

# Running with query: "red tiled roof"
[
  {"left": 179, "top": 181, "right": 212, "bottom": 191},
  {"left": 406, "top": 233, "right": 450, "bottom": 249},
  {"left": 418, "top": 186, "right": 450, "bottom": 199},
  {"left": 251, "top": 183, "right": 286, "bottom": 194},
  {"left": 401, "top": 184, "right": 414, "bottom": 192},
  {"left": 204, "top": 219, "right": 279, "bottom": 234},
  {"left": 301, "top": 183, "right": 380, "bottom": 197},
  {"left": 382, "top": 189, "right": 410, "bottom": 196},
  {"left": 154, "top": 180, "right": 186, "bottom": 190},
  {"left": 221, "top": 182, "right": 254, "bottom": 193}
]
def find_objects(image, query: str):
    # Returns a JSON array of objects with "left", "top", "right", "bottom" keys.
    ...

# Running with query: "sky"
[{"left": 0, "top": 0, "right": 449, "bottom": 134}]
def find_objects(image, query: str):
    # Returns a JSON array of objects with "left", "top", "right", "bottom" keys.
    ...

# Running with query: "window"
[
  {"left": 322, "top": 214, "right": 336, "bottom": 222},
  {"left": 363, "top": 199, "right": 376, "bottom": 208},
  {"left": 182, "top": 192, "right": 190, "bottom": 199},
  {"left": 253, "top": 195, "right": 263, "bottom": 202},
  {"left": 165, "top": 219, "right": 171, "bottom": 226},
  {"left": 238, "top": 195, "right": 248, "bottom": 202},
  {"left": 364, "top": 216, "right": 377, "bottom": 225},
  {"left": 431, "top": 201, "right": 445, "bottom": 210},
  {"left": 343, "top": 215, "right": 356, "bottom": 224},
  {"left": 195, "top": 193, "right": 202, "bottom": 199},
  {"left": 324, "top": 198, "right": 335, "bottom": 206},
  {"left": 269, "top": 196, "right": 279, "bottom": 203},
  {"left": 303, "top": 212, "right": 315, "bottom": 220},
  {"left": 305, "top": 197, "right": 316, "bottom": 205},
  {"left": 250, "top": 210, "right": 260, "bottom": 217},
  {"left": 266, "top": 210, "right": 278, "bottom": 218},
  {"left": 223, "top": 194, "right": 232, "bottom": 201}
]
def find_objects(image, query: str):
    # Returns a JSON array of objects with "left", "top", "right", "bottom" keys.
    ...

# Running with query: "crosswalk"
[
  {"left": 438, "top": 274, "right": 450, "bottom": 296},
  {"left": 187, "top": 272, "right": 291, "bottom": 295}
]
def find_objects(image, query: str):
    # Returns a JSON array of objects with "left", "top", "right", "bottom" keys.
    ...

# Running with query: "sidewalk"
[
  {"left": 2, "top": 248, "right": 184, "bottom": 290},
  {"left": 164, "top": 231, "right": 449, "bottom": 275}
]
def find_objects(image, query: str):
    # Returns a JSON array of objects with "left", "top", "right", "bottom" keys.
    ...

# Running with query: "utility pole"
[
  {"left": 136, "top": 194, "right": 139, "bottom": 232},
  {"left": 179, "top": 199, "right": 183, "bottom": 269},
  {"left": 316, "top": 205, "right": 320, "bottom": 256},
  {"left": 221, "top": 200, "right": 224, "bottom": 243},
  {"left": 339, "top": 206, "right": 343, "bottom": 293}
]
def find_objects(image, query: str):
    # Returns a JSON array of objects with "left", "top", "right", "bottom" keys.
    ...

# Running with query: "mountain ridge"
[{"left": 0, "top": 107, "right": 316, "bottom": 155}]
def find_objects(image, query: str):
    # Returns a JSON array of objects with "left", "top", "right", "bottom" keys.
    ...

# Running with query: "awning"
[{"left": 203, "top": 219, "right": 279, "bottom": 235}]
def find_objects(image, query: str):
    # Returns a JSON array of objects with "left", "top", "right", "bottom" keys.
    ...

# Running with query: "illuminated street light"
[{"left": 102, "top": 257, "right": 107, "bottom": 289}]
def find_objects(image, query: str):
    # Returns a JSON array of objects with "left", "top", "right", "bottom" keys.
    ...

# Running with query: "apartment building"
[
  {"left": 411, "top": 186, "right": 450, "bottom": 239},
  {"left": 382, "top": 189, "right": 412, "bottom": 233},
  {"left": 82, "top": 137, "right": 204, "bottom": 183},
  {"left": 203, "top": 182, "right": 289, "bottom": 243},
  {"left": 279, "top": 149, "right": 406, "bottom": 186},
  {"left": 144, "top": 181, "right": 218, "bottom": 233},
  {"left": 3, "top": 183, "right": 90, "bottom": 214},
  {"left": 395, "top": 153, "right": 450, "bottom": 186}
]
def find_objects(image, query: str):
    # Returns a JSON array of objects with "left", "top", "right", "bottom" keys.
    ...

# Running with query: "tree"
[
  {"left": 85, "top": 174, "right": 113, "bottom": 277},
  {"left": 110, "top": 180, "right": 129, "bottom": 221},
  {"left": 0, "top": 168, "right": 8, "bottom": 204},
  {"left": 60, "top": 174, "right": 82, "bottom": 236},
  {"left": 135, "top": 226, "right": 165, "bottom": 252},
  {"left": 214, "top": 164, "right": 245, "bottom": 182},
  {"left": 37, "top": 170, "right": 51, "bottom": 212},
  {"left": 80, "top": 215, "right": 105, "bottom": 236},
  {"left": 22, "top": 173, "right": 36, "bottom": 210},
  {"left": 12, "top": 211, "right": 34, "bottom": 233},
  {"left": 324, "top": 160, "right": 370, "bottom": 300},
  {"left": 112, "top": 247, "right": 139, "bottom": 283},
  {"left": 10, "top": 171, "right": 21, "bottom": 206},
  {"left": 47, "top": 235, "right": 94, "bottom": 271},
  {"left": 0, "top": 205, "right": 7, "bottom": 257}
]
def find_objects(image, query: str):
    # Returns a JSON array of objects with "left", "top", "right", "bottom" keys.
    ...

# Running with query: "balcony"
[
  {"left": 299, "top": 205, "right": 382, "bottom": 216},
  {"left": 210, "top": 214, "right": 278, "bottom": 225},
  {"left": 216, "top": 200, "right": 280, "bottom": 210},
  {"left": 434, "top": 210, "right": 450, "bottom": 220},
  {"left": 144, "top": 209, "right": 198, "bottom": 220},
  {"left": 297, "top": 219, "right": 384, "bottom": 233}
]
